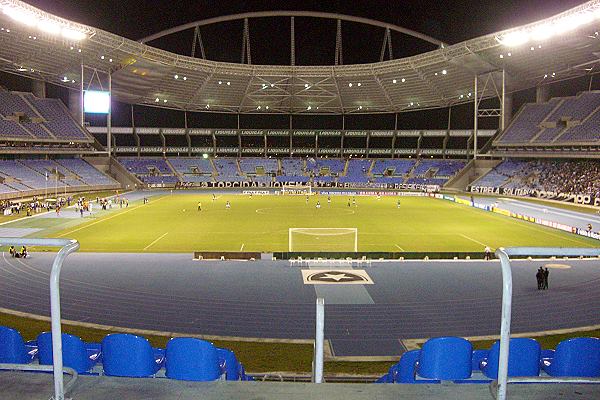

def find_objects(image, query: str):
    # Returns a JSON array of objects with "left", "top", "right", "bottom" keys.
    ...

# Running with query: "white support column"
[
  {"left": 107, "top": 71, "right": 112, "bottom": 157},
  {"left": 501, "top": 69, "right": 506, "bottom": 131},
  {"left": 473, "top": 76, "right": 478, "bottom": 160},
  {"left": 314, "top": 297, "right": 325, "bottom": 383},
  {"left": 80, "top": 63, "right": 85, "bottom": 127}
]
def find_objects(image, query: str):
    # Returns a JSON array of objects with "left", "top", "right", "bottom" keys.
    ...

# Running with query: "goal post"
[
  {"left": 281, "top": 184, "right": 313, "bottom": 195},
  {"left": 289, "top": 228, "right": 358, "bottom": 252}
]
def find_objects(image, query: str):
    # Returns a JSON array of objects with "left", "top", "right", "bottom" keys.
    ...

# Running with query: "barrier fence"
[
  {"left": 0, "top": 237, "right": 79, "bottom": 400},
  {"left": 494, "top": 247, "right": 600, "bottom": 400}
]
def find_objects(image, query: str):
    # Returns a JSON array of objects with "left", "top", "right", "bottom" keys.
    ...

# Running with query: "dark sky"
[{"left": 25, "top": 0, "right": 587, "bottom": 65}]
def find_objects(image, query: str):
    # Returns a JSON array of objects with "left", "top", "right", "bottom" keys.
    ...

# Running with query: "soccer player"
[
  {"left": 397, "top": 199, "right": 401, "bottom": 208},
  {"left": 327, "top": 195, "right": 331, "bottom": 204},
  {"left": 197, "top": 202, "right": 202, "bottom": 211},
  {"left": 347, "top": 199, "right": 351, "bottom": 207},
  {"left": 212, "top": 194, "right": 216, "bottom": 202},
  {"left": 588, "top": 223, "right": 593, "bottom": 232},
  {"left": 306, "top": 195, "right": 309, "bottom": 204},
  {"left": 352, "top": 197, "right": 357, "bottom": 207},
  {"left": 377, "top": 193, "right": 381, "bottom": 200},
  {"left": 316, "top": 201, "right": 321, "bottom": 209},
  {"left": 226, "top": 201, "right": 231, "bottom": 209}
]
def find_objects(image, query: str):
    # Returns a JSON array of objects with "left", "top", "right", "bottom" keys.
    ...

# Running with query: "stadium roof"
[{"left": 1, "top": 0, "right": 600, "bottom": 114}]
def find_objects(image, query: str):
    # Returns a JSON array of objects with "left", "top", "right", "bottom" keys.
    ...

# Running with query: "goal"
[
  {"left": 288, "top": 228, "right": 358, "bottom": 252},
  {"left": 281, "top": 184, "right": 313, "bottom": 195}
]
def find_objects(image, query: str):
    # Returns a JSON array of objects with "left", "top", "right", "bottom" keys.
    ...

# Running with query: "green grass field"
[{"left": 36, "top": 193, "right": 599, "bottom": 252}]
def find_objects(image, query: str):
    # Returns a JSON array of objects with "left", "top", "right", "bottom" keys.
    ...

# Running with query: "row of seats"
[
  {"left": 0, "top": 326, "right": 252, "bottom": 382},
  {"left": 121, "top": 157, "right": 465, "bottom": 186},
  {"left": 376, "top": 336, "right": 600, "bottom": 384},
  {"left": 0, "top": 158, "right": 118, "bottom": 193},
  {"left": 0, "top": 90, "right": 92, "bottom": 141},
  {"left": 495, "top": 91, "right": 600, "bottom": 145}
]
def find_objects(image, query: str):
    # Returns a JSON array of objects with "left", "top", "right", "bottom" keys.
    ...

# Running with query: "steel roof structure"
[{"left": 1, "top": 0, "right": 600, "bottom": 115}]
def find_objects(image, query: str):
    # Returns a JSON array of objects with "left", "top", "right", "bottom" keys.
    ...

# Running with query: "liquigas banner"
[{"left": 469, "top": 186, "right": 600, "bottom": 207}]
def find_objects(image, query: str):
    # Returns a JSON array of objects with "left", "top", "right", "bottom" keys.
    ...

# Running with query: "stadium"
[{"left": 0, "top": 0, "right": 600, "bottom": 399}]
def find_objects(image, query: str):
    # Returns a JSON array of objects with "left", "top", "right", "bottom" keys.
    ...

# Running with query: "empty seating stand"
[{"left": 0, "top": 90, "right": 93, "bottom": 142}]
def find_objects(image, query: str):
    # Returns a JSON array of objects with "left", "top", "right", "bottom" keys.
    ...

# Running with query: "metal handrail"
[
  {"left": 494, "top": 247, "right": 600, "bottom": 400},
  {"left": 0, "top": 237, "right": 79, "bottom": 400}
]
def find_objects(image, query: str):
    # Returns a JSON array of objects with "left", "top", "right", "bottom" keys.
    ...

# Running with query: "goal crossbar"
[{"left": 289, "top": 228, "right": 358, "bottom": 252}]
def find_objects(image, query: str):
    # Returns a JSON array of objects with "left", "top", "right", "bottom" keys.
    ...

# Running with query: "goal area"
[
  {"left": 288, "top": 228, "right": 358, "bottom": 252},
  {"left": 281, "top": 184, "right": 313, "bottom": 195}
]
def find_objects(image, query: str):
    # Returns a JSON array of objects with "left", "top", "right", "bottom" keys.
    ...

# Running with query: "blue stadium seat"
[
  {"left": 393, "top": 349, "right": 440, "bottom": 384},
  {"left": 0, "top": 326, "right": 37, "bottom": 364},
  {"left": 165, "top": 338, "right": 224, "bottom": 381},
  {"left": 217, "top": 347, "right": 241, "bottom": 381},
  {"left": 479, "top": 338, "right": 541, "bottom": 379},
  {"left": 542, "top": 337, "right": 600, "bottom": 377},
  {"left": 36, "top": 332, "right": 101, "bottom": 374},
  {"left": 102, "top": 334, "right": 165, "bottom": 377},
  {"left": 417, "top": 337, "right": 472, "bottom": 380},
  {"left": 471, "top": 349, "right": 489, "bottom": 371}
]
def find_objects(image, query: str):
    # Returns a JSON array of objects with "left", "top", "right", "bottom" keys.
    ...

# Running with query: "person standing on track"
[
  {"left": 536, "top": 267, "right": 544, "bottom": 290},
  {"left": 543, "top": 267, "right": 549, "bottom": 290},
  {"left": 484, "top": 246, "right": 492, "bottom": 261}
]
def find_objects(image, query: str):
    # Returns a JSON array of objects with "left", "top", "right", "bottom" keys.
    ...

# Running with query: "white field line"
[
  {"left": 240, "top": 243, "right": 245, "bottom": 251},
  {"left": 395, "top": 244, "right": 406, "bottom": 251},
  {"left": 459, "top": 234, "right": 487, "bottom": 247},
  {"left": 144, "top": 232, "right": 169, "bottom": 251},
  {"left": 56, "top": 196, "right": 166, "bottom": 237}
]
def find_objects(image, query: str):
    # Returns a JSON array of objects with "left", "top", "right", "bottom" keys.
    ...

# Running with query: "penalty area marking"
[
  {"left": 395, "top": 244, "right": 406, "bottom": 251},
  {"left": 459, "top": 234, "right": 487, "bottom": 247},
  {"left": 143, "top": 232, "right": 169, "bottom": 251},
  {"left": 240, "top": 243, "right": 245, "bottom": 251}
]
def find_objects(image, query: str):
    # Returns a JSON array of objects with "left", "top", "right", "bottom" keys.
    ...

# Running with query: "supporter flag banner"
[{"left": 469, "top": 186, "right": 600, "bottom": 207}]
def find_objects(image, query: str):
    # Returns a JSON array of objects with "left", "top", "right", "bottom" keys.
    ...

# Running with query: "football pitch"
[{"left": 43, "top": 193, "right": 599, "bottom": 253}]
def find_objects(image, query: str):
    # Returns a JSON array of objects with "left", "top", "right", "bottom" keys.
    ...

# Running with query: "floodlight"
[
  {"left": 62, "top": 28, "right": 86, "bottom": 41},
  {"left": 531, "top": 23, "right": 553, "bottom": 41},
  {"left": 498, "top": 31, "right": 529, "bottom": 47},
  {"left": 202, "top": 153, "right": 209, "bottom": 159},
  {"left": 3, "top": 6, "right": 36, "bottom": 27},
  {"left": 392, "top": 79, "right": 397, "bottom": 84},
  {"left": 38, "top": 19, "right": 60, "bottom": 34}
]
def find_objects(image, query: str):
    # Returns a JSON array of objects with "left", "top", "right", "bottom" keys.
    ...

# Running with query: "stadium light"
[
  {"left": 401, "top": 78, "right": 406, "bottom": 83},
  {"left": 202, "top": 153, "right": 209, "bottom": 159},
  {"left": 2, "top": 4, "right": 87, "bottom": 40},
  {"left": 497, "top": 6, "right": 600, "bottom": 47},
  {"left": 2, "top": 5, "right": 36, "bottom": 26},
  {"left": 392, "top": 79, "right": 397, "bottom": 84},
  {"left": 38, "top": 19, "right": 60, "bottom": 34},
  {"left": 61, "top": 28, "right": 86, "bottom": 41}
]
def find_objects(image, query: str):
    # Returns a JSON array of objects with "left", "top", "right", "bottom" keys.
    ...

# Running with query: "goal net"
[
  {"left": 289, "top": 228, "right": 358, "bottom": 252},
  {"left": 281, "top": 184, "right": 313, "bottom": 195}
]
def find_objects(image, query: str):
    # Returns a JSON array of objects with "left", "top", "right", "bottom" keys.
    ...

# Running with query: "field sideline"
[{"left": 41, "top": 193, "right": 599, "bottom": 252}]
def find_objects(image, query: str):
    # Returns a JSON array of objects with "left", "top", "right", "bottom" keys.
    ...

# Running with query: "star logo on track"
[{"left": 305, "top": 270, "right": 370, "bottom": 284}]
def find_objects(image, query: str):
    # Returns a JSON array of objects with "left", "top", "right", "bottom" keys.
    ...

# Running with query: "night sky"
[{"left": 2, "top": 0, "right": 595, "bottom": 128}]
